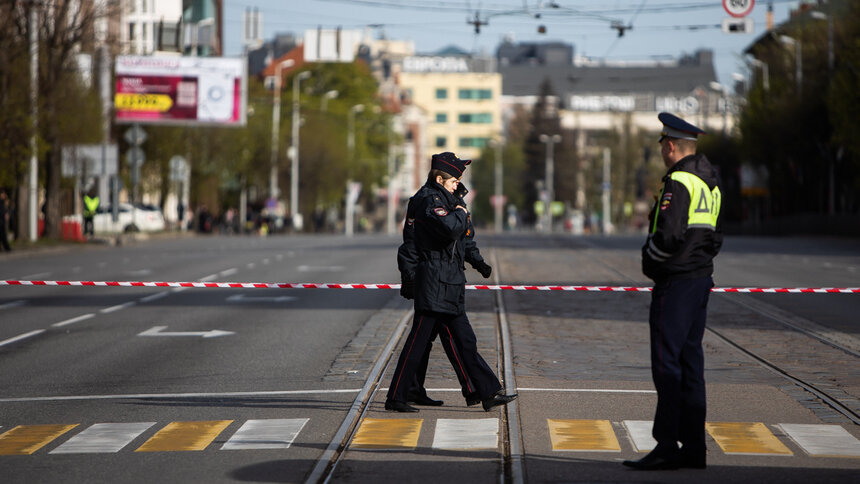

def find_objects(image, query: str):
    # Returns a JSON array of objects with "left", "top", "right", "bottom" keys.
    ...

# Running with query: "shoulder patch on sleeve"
[
  {"left": 434, "top": 207, "right": 448, "bottom": 217},
  {"left": 660, "top": 192, "right": 672, "bottom": 211}
]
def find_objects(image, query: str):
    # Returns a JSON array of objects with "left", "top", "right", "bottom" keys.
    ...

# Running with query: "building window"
[
  {"left": 458, "top": 113, "right": 492, "bottom": 124},
  {"left": 458, "top": 89, "right": 492, "bottom": 100},
  {"left": 435, "top": 88, "right": 448, "bottom": 100},
  {"left": 435, "top": 113, "right": 447, "bottom": 123},
  {"left": 435, "top": 136, "right": 447, "bottom": 148},
  {"left": 459, "top": 137, "right": 489, "bottom": 148}
]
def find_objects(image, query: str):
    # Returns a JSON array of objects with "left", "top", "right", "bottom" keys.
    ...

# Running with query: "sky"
[{"left": 222, "top": 0, "right": 801, "bottom": 87}]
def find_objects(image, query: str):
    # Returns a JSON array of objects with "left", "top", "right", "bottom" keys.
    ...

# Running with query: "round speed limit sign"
[{"left": 723, "top": 0, "right": 755, "bottom": 18}]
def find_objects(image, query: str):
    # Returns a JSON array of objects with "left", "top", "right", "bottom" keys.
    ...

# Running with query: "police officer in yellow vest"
[
  {"left": 624, "top": 112, "right": 722, "bottom": 471},
  {"left": 83, "top": 191, "right": 99, "bottom": 237}
]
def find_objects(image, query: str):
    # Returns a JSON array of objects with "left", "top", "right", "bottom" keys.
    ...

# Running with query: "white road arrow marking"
[
  {"left": 138, "top": 326, "right": 234, "bottom": 338},
  {"left": 226, "top": 294, "right": 295, "bottom": 303}
]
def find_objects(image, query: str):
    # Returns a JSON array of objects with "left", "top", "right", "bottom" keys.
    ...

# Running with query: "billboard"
[{"left": 115, "top": 56, "right": 247, "bottom": 126}]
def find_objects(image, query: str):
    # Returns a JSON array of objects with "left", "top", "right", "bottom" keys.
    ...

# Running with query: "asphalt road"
[{"left": 0, "top": 232, "right": 858, "bottom": 483}]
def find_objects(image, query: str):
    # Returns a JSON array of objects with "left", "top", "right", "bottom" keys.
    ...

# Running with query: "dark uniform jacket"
[
  {"left": 642, "top": 153, "right": 723, "bottom": 283},
  {"left": 398, "top": 178, "right": 487, "bottom": 315}
]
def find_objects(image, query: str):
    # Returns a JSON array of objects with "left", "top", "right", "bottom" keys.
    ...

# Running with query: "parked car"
[{"left": 93, "top": 203, "right": 166, "bottom": 233}]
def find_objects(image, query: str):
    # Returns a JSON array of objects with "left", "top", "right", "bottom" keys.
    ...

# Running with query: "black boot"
[
  {"left": 407, "top": 391, "right": 444, "bottom": 406},
  {"left": 384, "top": 399, "right": 419, "bottom": 413},
  {"left": 481, "top": 391, "right": 517, "bottom": 411},
  {"left": 622, "top": 447, "right": 680, "bottom": 470}
]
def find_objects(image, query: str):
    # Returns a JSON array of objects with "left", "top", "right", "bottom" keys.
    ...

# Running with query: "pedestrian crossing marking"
[
  {"left": 50, "top": 422, "right": 155, "bottom": 454},
  {"left": 0, "top": 424, "right": 78, "bottom": 455},
  {"left": 706, "top": 422, "right": 793, "bottom": 455},
  {"left": 221, "top": 418, "right": 308, "bottom": 450},
  {"left": 351, "top": 418, "right": 422, "bottom": 449},
  {"left": 1, "top": 417, "right": 858, "bottom": 458},
  {"left": 548, "top": 419, "right": 620, "bottom": 452},
  {"left": 135, "top": 420, "right": 233, "bottom": 452},
  {"left": 432, "top": 418, "right": 498, "bottom": 450},
  {"left": 778, "top": 424, "right": 860, "bottom": 458},
  {"left": 622, "top": 420, "right": 658, "bottom": 452}
]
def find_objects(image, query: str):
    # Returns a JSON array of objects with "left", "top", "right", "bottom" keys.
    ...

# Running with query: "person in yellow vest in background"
[{"left": 83, "top": 190, "right": 99, "bottom": 237}]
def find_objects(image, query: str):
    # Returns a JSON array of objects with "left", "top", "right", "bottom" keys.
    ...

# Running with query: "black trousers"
[
  {"left": 410, "top": 323, "right": 475, "bottom": 399},
  {"left": 388, "top": 311, "right": 501, "bottom": 403},
  {"left": 649, "top": 276, "right": 712, "bottom": 452}
]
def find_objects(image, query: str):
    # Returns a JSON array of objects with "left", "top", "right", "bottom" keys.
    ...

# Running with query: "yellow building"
[{"left": 398, "top": 55, "right": 502, "bottom": 189}]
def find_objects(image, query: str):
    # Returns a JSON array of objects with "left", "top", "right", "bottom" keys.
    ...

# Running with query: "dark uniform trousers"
[
  {"left": 649, "top": 275, "right": 712, "bottom": 452},
  {"left": 388, "top": 310, "right": 502, "bottom": 403},
  {"left": 412, "top": 323, "right": 475, "bottom": 399}
]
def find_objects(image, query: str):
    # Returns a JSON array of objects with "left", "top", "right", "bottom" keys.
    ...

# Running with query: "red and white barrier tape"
[{"left": 1, "top": 280, "right": 858, "bottom": 293}]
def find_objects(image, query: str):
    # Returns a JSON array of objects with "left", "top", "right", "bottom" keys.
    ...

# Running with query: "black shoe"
[
  {"left": 384, "top": 399, "right": 419, "bottom": 413},
  {"left": 465, "top": 392, "right": 481, "bottom": 406},
  {"left": 622, "top": 449, "right": 679, "bottom": 471},
  {"left": 481, "top": 392, "right": 517, "bottom": 411},
  {"left": 407, "top": 392, "right": 444, "bottom": 406},
  {"left": 678, "top": 449, "right": 706, "bottom": 469}
]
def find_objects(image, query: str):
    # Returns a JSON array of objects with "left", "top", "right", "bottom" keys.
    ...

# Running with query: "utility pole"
[
  {"left": 27, "top": 4, "right": 39, "bottom": 242},
  {"left": 539, "top": 134, "right": 561, "bottom": 234},
  {"left": 602, "top": 147, "right": 612, "bottom": 235}
]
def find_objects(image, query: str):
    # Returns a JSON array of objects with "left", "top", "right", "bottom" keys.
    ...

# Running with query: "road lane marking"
[
  {"left": 706, "top": 422, "right": 793, "bottom": 455},
  {"left": 49, "top": 422, "right": 155, "bottom": 454},
  {"left": 0, "top": 329, "right": 46, "bottom": 348},
  {"left": 0, "top": 389, "right": 362, "bottom": 403},
  {"left": 548, "top": 419, "right": 621, "bottom": 452},
  {"left": 226, "top": 294, "right": 295, "bottom": 303},
  {"left": 0, "top": 424, "right": 78, "bottom": 455},
  {"left": 221, "top": 418, "right": 308, "bottom": 450},
  {"left": 351, "top": 418, "right": 423, "bottom": 449},
  {"left": 778, "top": 424, "right": 860, "bottom": 458},
  {"left": 0, "top": 300, "right": 26, "bottom": 310},
  {"left": 20, "top": 272, "right": 50, "bottom": 279},
  {"left": 140, "top": 292, "right": 169, "bottom": 303},
  {"left": 518, "top": 388, "right": 656, "bottom": 394},
  {"left": 135, "top": 420, "right": 233, "bottom": 452},
  {"left": 622, "top": 420, "right": 657, "bottom": 452},
  {"left": 52, "top": 313, "right": 95, "bottom": 328},
  {"left": 432, "top": 418, "right": 498, "bottom": 450},
  {"left": 199, "top": 274, "right": 218, "bottom": 282},
  {"left": 219, "top": 268, "right": 238, "bottom": 277},
  {"left": 100, "top": 301, "right": 135, "bottom": 313},
  {"left": 138, "top": 326, "right": 234, "bottom": 338}
]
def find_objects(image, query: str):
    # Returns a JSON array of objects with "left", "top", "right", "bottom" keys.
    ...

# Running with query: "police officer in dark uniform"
[
  {"left": 400, "top": 181, "right": 489, "bottom": 408},
  {"left": 386, "top": 152, "right": 517, "bottom": 413},
  {"left": 623, "top": 113, "right": 722, "bottom": 470}
]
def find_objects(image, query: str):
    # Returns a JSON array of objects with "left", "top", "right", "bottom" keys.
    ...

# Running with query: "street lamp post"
[
  {"left": 269, "top": 59, "right": 294, "bottom": 202},
  {"left": 488, "top": 138, "right": 504, "bottom": 233},
  {"left": 539, "top": 134, "right": 561, "bottom": 234},
  {"left": 346, "top": 104, "right": 365, "bottom": 237},
  {"left": 811, "top": 11, "right": 835, "bottom": 215},
  {"left": 321, "top": 90, "right": 338, "bottom": 112},
  {"left": 290, "top": 70, "right": 311, "bottom": 230},
  {"left": 779, "top": 35, "right": 802, "bottom": 96}
]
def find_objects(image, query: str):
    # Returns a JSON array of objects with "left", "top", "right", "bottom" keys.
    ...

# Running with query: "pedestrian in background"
[
  {"left": 386, "top": 152, "right": 516, "bottom": 413},
  {"left": 624, "top": 113, "right": 723, "bottom": 471},
  {"left": 0, "top": 189, "right": 11, "bottom": 251},
  {"left": 83, "top": 189, "right": 99, "bottom": 237}
]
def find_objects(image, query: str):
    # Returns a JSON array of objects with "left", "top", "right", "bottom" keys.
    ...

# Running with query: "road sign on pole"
[
  {"left": 124, "top": 125, "right": 147, "bottom": 145},
  {"left": 722, "top": 17, "right": 754, "bottom": 33},
  {"left": 723, "top": 0, "right": 755, "bottom": 18}
]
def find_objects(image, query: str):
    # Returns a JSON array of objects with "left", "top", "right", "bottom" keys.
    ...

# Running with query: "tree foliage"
[{"left": 740, "top": 0, "right": 859, "bottom": 216}]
